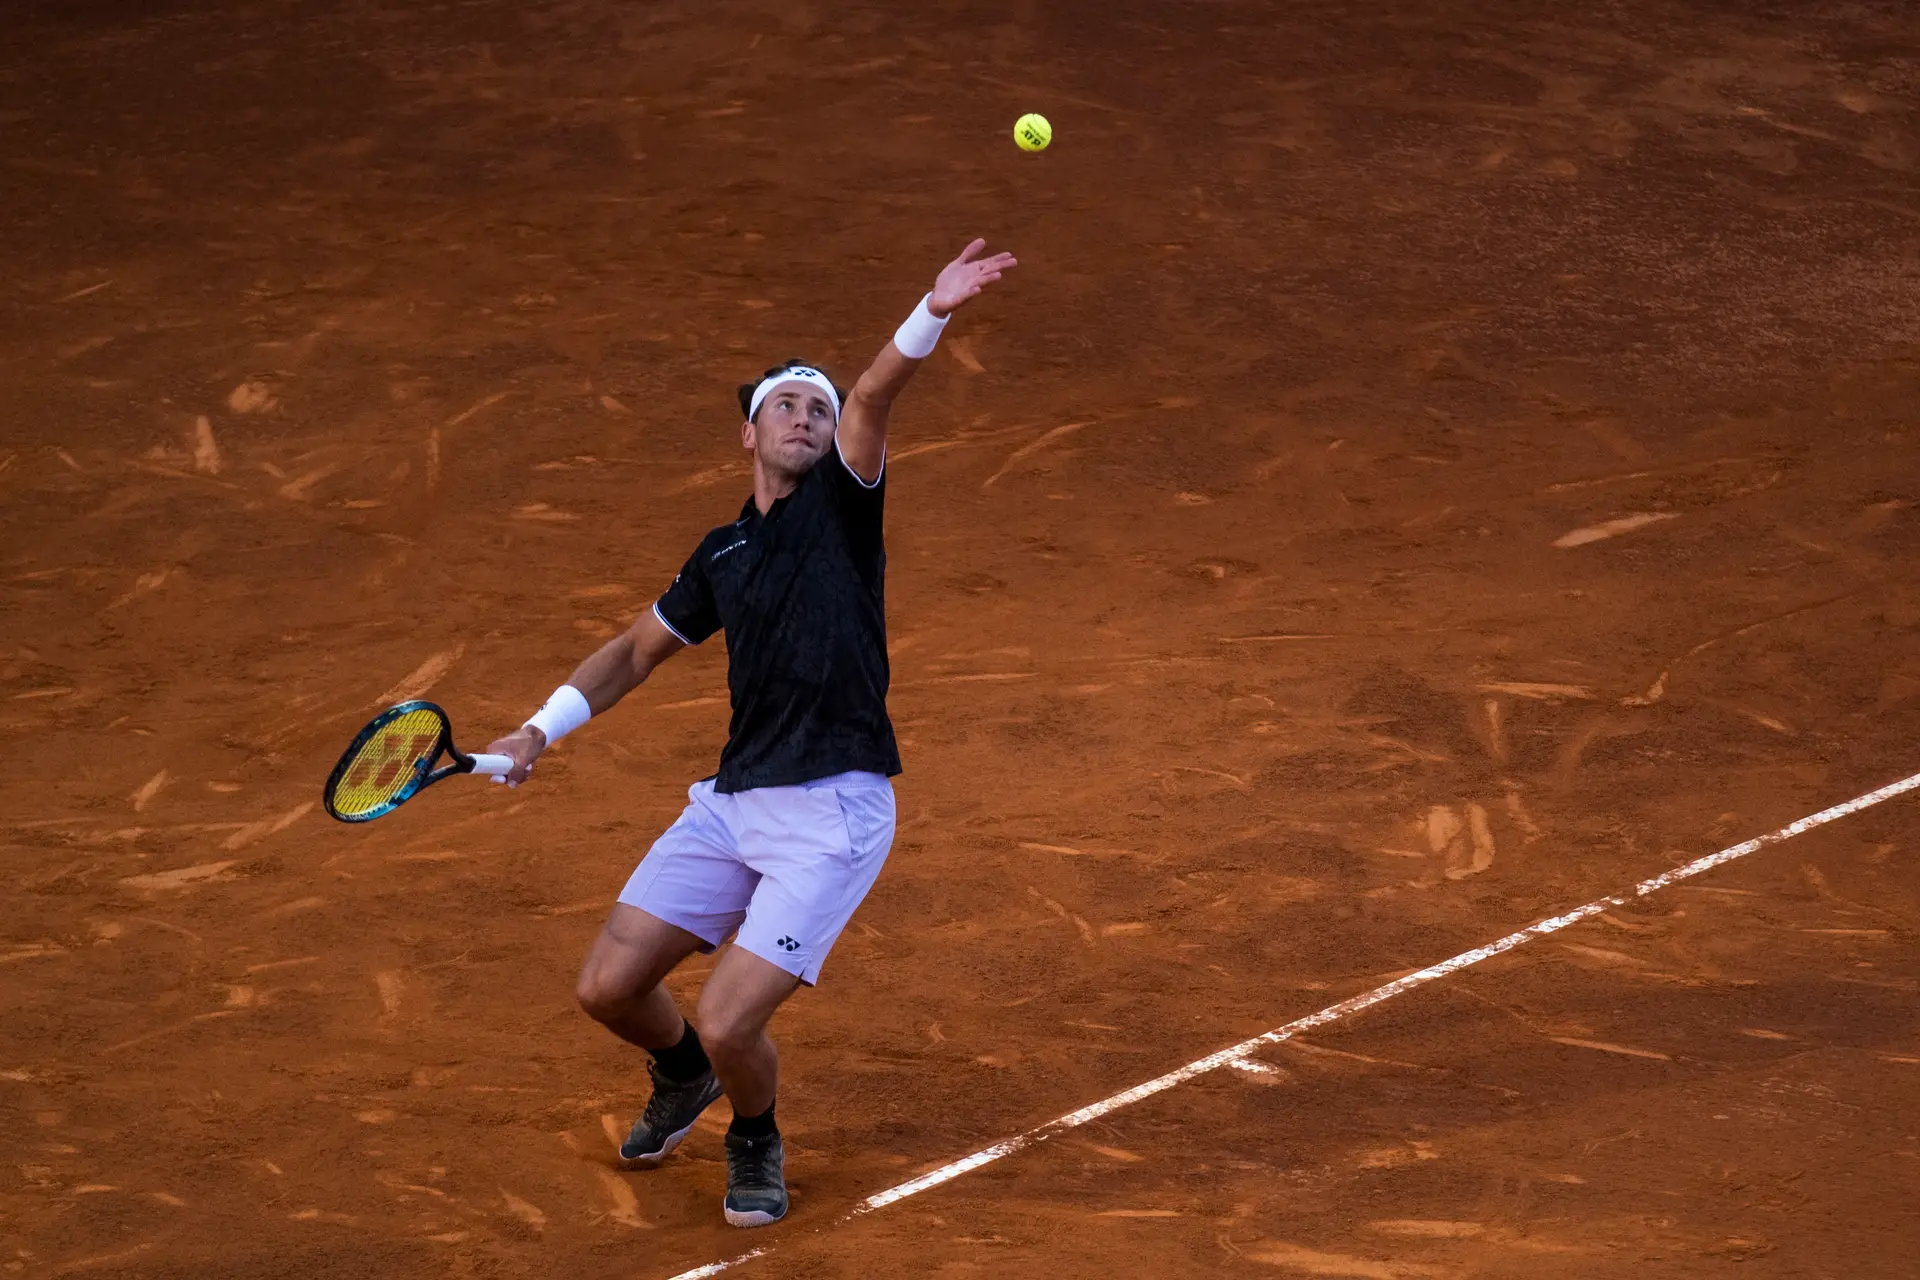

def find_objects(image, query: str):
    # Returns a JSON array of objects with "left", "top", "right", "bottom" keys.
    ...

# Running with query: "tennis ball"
[{"left": 1014, "top": 112, "right": 1052, "bottom": 153}]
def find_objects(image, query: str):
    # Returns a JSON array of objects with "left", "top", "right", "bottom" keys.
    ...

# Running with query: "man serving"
[{"left": 486, "top": 239, "right": 1016, "bottom": 1227}]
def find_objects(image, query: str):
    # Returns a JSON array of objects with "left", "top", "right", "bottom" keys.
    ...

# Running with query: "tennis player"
[{"left": 485, "top": 240, "right": 1016, "bottom": 1227}]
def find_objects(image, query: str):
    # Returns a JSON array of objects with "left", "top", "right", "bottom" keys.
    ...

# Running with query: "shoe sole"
[
  {"left": 618, "top": 1085, "right": 723, "bottom": 1170},
  {"left": 618, "top": 1118, "right": 696, "bottom": 1169},
  {"left": 723, "top": 1203, "right": 787, "bottom": 1228}
]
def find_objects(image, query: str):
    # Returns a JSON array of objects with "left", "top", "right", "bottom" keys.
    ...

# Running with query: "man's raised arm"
[{"left": 836, "top": 238, "right": 1017, "bottom": 483}]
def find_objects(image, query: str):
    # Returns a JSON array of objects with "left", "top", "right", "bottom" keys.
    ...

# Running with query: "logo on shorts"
[{"left": 776, "top": 936, "right": 801, "bottom": 952}]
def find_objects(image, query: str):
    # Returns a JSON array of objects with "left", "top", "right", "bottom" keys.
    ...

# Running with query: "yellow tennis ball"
[{"left": 1014, "top": 113, "right": 1052, "bottom": 153}]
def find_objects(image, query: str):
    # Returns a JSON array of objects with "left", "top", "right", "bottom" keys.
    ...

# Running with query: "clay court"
[{"left": 5, "top": 0, "right": 1920, "bottom": 1275}]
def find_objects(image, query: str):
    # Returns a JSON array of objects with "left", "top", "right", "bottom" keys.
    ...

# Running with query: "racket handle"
[{"left": 467, "top": 753, "right": 515, "bottom": 778}]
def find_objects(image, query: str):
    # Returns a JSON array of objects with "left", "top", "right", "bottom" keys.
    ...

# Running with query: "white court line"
[
  {"left": 667, "top": 1251, "right": 767, "bottom": 1280},
  {"left": 666, "top": 769, "right": 1920, "bottom": 1279}
]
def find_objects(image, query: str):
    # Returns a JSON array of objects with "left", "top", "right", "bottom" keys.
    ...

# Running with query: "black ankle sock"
[
  {"left": 728, "top": 1103, "right": 777, "bottom": 1140},
  {"left": 649, "top": 1020, "right": 711, "bottom": 1083}
]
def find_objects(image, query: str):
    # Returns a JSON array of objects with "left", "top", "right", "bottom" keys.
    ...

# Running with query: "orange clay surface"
[{"left": 3, "top": 1, "right": 1919, "bottom": 1276}]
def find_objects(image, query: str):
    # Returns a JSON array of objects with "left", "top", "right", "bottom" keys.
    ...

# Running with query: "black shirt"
[{"left": 653, "top": 438, "right": 899, "bottom": 794}]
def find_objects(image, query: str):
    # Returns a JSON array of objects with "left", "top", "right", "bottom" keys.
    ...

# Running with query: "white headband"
[{"left": 748, "top": 366, "right": 840, "bottom": 423}]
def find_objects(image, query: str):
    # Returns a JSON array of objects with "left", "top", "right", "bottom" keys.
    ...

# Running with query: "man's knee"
[
  {"left": 695, "top": 993, "right": 767, "bottom": 1060},
  {"left": 576, "top": 965, "right": 646, "bottom": 1025},
  {"left": 576, "top": 907, "right": 702, "bottom": 1024}
]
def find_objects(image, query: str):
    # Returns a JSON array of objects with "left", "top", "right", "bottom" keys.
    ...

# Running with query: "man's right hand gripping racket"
[{"left": 323, "top": 700, "right": 513, "bottom": 823}]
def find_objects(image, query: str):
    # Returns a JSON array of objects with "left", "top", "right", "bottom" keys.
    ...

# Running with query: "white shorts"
[{"left": 618, "top": 771, "right": 895, "bottom": 985}]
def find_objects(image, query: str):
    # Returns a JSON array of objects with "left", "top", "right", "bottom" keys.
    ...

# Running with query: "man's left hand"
[{"left": 929, "top": 239, "right": 1017, "bottom": 318}]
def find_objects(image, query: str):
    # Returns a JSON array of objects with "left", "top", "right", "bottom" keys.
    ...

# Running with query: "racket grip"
[{"left": 467, "top": 753, "right": 515, "bottom": 777}]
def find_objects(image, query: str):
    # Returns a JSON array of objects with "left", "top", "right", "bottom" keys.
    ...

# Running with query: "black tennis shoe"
[
  {"left": 618, "top": 1063, "right": 723, "bottom": 1168},
  {"left": 722, "top": 1131, "right": 788, "bottom": 1227}
]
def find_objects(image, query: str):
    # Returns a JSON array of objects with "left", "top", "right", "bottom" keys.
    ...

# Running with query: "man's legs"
[
  {"left": 577, "top": 904, "right": 726, "bottom": 1167},
  {"left": 576, "top": 903, "right": 708, "bottom": 1050},
  {"left": 696, "top": 945, "right": 802, "bottom": 1118},
  {"left": 695, "top": 771, "right": 894, "bottom": 1226},
  {"left": 697, "top": 944, "right": 803, "bottom": 1227},
  {"left": 583, "top": 771, "right": 892, "bottom": 1224}
]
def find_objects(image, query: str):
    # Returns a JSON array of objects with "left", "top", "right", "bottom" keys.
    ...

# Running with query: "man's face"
[{"left": 743, "top": 380, "right": 836, "bottom": 475}]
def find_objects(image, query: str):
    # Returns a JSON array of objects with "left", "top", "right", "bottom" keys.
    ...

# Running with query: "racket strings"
[{"left": 330, "top": 707, "right": 445, "bottom": 819}]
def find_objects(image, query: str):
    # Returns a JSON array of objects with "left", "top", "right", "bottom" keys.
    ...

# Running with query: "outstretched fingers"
[{"left": 930, "top": 240, "right": 1017, "bottom": 315}]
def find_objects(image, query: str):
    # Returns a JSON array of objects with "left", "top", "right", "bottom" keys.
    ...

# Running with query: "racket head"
[{"left": 323, "top": 701, "right": 454, "bottom": 823}]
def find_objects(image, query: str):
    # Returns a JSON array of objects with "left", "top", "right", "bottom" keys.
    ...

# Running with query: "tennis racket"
[{"left": 323, "top": 700, "right": 514, "bottom": 823}]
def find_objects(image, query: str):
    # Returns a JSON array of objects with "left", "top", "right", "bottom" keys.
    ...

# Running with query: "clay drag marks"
[{"left": 3, "top": 0, "right": 1920, "bottom": 1276}]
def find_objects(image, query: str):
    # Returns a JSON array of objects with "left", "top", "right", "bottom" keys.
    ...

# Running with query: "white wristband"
[
  {"left": 524, "top": 684, "right": 592, "bottom": 746},
  {"left": 892, "top": 293, "right": 949, "bottom": 360}
]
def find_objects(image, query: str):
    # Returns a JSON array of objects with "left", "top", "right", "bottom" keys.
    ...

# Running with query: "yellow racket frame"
[{"left": 322, "top": 701, "right": 508, "bottom": 823}]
